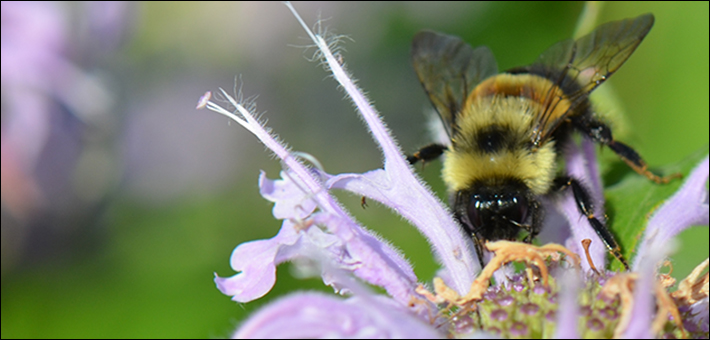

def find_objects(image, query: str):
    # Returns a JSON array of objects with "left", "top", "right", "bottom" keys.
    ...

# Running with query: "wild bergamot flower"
[{"left": 199, "top": 3, "right": 709, "bottom": 338}]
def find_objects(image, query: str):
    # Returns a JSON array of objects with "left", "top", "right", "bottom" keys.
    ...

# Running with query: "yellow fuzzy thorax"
[{"left": 442, "top": 96, "right": 557, "bottom": 195}]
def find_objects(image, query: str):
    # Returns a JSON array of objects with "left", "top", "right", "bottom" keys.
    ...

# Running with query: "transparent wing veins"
[
  {"left": 412, "top": 30, "right": 498, "bottom": 138},
  {"left": 527, "top": 14, "right": 654, "bottom": 145}
]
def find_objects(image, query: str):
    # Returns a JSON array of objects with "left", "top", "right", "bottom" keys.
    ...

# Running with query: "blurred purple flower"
[
  {"left": 1, "top": 2, "right": 124, "bottom": 214},
  {"left": 202, "top": 4, "right": 709, "bottom": 338},
  {"left": 1, "top": 1, "right": 131, "bottom": 271},
  {"left": 2, "top": 1, "right": 70, "bottom": 218},
  {"left": 233, "top": 291, "right": 441, "bottom": 338}
]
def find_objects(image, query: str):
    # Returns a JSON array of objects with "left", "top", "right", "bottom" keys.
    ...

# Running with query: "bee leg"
[
  {"left": 407, "top": 143, "right": 448, "bottom": 165},
  {"left": 522, "top": 198, "right": 543, "bottom": 244},
  {"left": 553, "top": 176, "right": 630, "bottom": 270},
  {"left": 454, "top": 212, "right": 487, "bottom": 270},
  {"left": 572, "top": 117, "right": 681, "bottom": 184},
  {"left": 472, "top": 233, "right": 487, "bottom": 270},
  {"left": 452, "top": 193, "right": 488, "bottom": 269}
]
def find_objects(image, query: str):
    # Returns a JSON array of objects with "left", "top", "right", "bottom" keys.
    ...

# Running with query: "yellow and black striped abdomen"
[{"left": 442, "top": 73, "right": 576, "bottom": 196}]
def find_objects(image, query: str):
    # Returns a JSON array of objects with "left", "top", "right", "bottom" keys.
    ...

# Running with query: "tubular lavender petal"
[{"left": 285, "top": 1, "right": 478, "bottom": 295}]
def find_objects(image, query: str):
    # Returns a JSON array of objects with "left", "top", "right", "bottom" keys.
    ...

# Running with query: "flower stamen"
[
  {"left": 672, "top": 258, "right": 709, "bottom": 306},
  {"left": 418, "top": 241, "right": 581, "bottom": 308},
  {"left": 462, "top": 241, "right": 580, "bottom": 303},
  {"left": 653, "top": 283, "right": 686, "bottom": 338},
  {"left": 658, "top": 260, "right": 676, "bottom": 289},
  {"left": 582, "top": 239, "right": 602, "bottom": 277}
]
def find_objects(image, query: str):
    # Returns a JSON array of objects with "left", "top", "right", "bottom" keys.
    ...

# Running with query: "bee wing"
[
  {"left": 523, "top": 14, "right": 654, "bottom": 146},
  {"left": 412, "top": 30, "right": 498, "bottom": 138}
]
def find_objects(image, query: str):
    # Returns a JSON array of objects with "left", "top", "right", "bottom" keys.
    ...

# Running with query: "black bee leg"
[
  {"left": 522, "top": 198, "right": 543, "bottom": 244},
  {"left": 572, "top": 116, "right": 681, "bottom": 184},
  {"left": 472, "top": 233, "right": 487, "bottom": 270},
  {"left": 553, "top": 176, "right": 630, "bottom": 270},
  {"left": 407, "top": 143, "right": 448, "bottom": 165},
  {"left": 504, "top": 198, "right": 542, "bottom": 244},
  {"left": 454, "top": 212, "right": 487, "bottom": 270}
]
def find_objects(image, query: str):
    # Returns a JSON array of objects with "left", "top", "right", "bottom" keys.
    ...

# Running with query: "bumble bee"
[{"left": 408, "top": 14, "right": 678, "bottom": 270}]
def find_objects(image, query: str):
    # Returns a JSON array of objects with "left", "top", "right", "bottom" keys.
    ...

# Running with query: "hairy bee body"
[
  {"left": 443, "top": 73, "right": 571, "bottom": 245},
  {"left": 410, "top": 14, "right": 678, "bottom": 269},
  {"left": 443, "top": 74, "right": 567, "bottom": 196}
]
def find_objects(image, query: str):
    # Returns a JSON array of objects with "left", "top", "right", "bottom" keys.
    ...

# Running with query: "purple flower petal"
[
  {"left": 632, "top": 156, "right": 709, "bottom": 270},
  {"left": 688, "top": 297, "right": 709, "bottom": 332},
  {"left": 288, "top": 6, "right": 479, "bottom": 292},
  {"left": 621, "top": 238, "right": 675, "bottom": 337},
  {"left": 205, "top": 92, "right": 435, "bottom": 316},
  {"left": 259, "top": 170, "right": 317, "bottom": 220},
  {"left": 214, "top": 219, "right": 302, "bottom": 302},
  {"left": 233, "top": 292, "right": 442, "bottom": 339},
  {"left": 327, "top": 169, "right": 479, "bottom": 294},
  {"left": 556, "top": 138, "right": 608, "bottom": 271},
  {"left": 554, "top": 269, "right": 581, "bottom": 338}
]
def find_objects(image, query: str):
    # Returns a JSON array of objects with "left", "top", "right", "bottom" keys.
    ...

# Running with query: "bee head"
[{"left": 455, "top": 180, "right": 532, "bottom": 241}]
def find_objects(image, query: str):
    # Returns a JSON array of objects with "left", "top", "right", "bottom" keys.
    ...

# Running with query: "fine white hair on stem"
[{"left": 289, "top": 19, "right": 352, "bottom": 75}]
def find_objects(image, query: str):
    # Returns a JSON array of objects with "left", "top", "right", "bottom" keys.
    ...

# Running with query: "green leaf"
[{"left": 603, "top": 146, "right": 709, "bottom": 271}]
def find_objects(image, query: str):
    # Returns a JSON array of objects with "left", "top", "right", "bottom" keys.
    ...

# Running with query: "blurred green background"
[{"left": 1, "top": 2, "right": 707, "bottom": 338}]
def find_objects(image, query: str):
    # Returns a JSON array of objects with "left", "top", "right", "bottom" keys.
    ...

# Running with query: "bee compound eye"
[{"left": 466, "top": 194, "right": 485, "bottom": 229}]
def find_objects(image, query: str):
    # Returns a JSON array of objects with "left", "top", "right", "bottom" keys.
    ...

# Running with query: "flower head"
[{"left": 200, "top": 3, "right": 709, "bottom": 338}]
